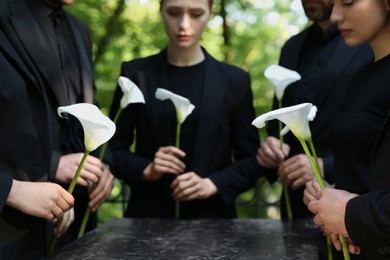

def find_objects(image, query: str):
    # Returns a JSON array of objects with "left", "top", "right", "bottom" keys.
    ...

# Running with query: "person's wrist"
[{"left": 204, "top": 178, "right": 217, "bottom": 197}]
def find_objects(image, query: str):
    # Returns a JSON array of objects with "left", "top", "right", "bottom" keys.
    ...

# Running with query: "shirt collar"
[{"left": 27, "top": 0, "right": 61, "bottom": 20}]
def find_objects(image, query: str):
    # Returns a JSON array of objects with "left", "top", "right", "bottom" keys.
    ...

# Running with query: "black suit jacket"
[
  {"left": 0, "top": 0, "right": 95, "bottom": 177},
  {"left": 266, "top": 25, "right": 373, "bottom": 219},
  {"left": 0, "top": 28, "right": 52, "bottom": 259},
  {"left": 0, "top": 0, "right": 106, "bottom": 247},
  {"left": 110, "top": 48, "right": 260, "bottom": 218},
  {"left": 345, "top": 111, "right": 390, "bottom": 259}
]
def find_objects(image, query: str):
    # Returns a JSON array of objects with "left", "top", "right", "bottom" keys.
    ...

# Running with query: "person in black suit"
[
  {"left": 109, "top": 0, "right": 260, "bottom": 218},
  {"left": 0, "top": 0, "right": 115, "bottom": 247},
  {"left": 304, "top": 0, "right": 390, "bottom": 259},
  {"left": 0, "top": 29, "right": 74, "bottom": 258},
  {"left": 307, "top": 111, "right": 390, "bottom": 259},
  {"left": 256, "top": 0, "right": 372, "bottom": 220}
]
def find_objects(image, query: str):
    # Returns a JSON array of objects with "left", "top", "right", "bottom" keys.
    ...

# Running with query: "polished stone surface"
[{"left": 49, "top": 218, "right": 319, "bottom": 259}]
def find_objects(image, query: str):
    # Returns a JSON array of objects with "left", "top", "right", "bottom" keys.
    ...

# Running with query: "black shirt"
[{"left": 166, "top": 61, "right": 205, "bottom": 171}]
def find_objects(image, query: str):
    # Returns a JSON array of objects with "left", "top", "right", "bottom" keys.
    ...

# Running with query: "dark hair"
[{"left": 160, "top": 0, "right": 214, "bottom": 10}]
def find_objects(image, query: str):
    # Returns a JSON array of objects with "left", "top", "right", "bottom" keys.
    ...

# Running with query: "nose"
[
  {"left": 179, "top": 13, "right": 191, "bottom": 30},
  {"left": 330, "top": 4, "right": 343, "bottom": 24}
]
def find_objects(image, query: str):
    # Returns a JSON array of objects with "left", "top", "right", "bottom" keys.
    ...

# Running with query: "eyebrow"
[{"left": 165, "top": 6, "right": 206, "bottom": 12}]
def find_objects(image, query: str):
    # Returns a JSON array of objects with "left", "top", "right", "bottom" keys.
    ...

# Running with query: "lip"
[
  {"left": 177, "top": 34, "right": 191, "bottom": 41},
  {"left": 339, "top": 29, "right": 352, "bottom": 37}
]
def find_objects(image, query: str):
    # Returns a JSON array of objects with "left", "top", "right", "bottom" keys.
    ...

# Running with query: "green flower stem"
[
  {"left": 308, "top": 137, "right": 321, "bottom": 175},
  {"left": 48, "top": 150, "right": 90, "bottom": 255},
  {"left": 298, "top": 138, "right": 349, "bottom": 260},
  {"left": 175, "top": 121, "right": 181, "bottom": 219},
  {"left": 78, "top": 108, "right": 123, "bottom": 238},
  {"left": 308, "top": 139, "right": 334, "bottom": 260},
  {"left": 297, "top": 138, "right": 325, "bottom": 189},
  {"left": 277, "top": 99, "right": 292, "bottom": 221},
  {"left": 327, "top": 236, "right": 334, "bottom": 260}
]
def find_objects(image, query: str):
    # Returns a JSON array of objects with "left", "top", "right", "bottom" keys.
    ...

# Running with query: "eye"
[
  {"left": 165, "top": 7, "right": 182, "bottom": 17},
  {"left": 167, "top": 10, "right": 181, "bottom": 17},
  {"left": 190, "top": 11, "right": 205, "bottom": 18},
  {"left": 342, "top": 0, "right": 354, "bottom": 6}
]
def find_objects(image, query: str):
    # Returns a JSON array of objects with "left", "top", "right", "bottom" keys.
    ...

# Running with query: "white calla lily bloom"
[
  {"left": 118, "top": 76, "right": 145, "bottom": 108},
  {"left": 264, "top": 64, "right": 301, "bottom": 100},
  {"left": 155, "top": 88, "right": 195, "bottom": 124},
  {"left": 252, "top": 103, "right": 317, "bottom": 140},
  {"left": 58, "top": 103, "right": 116, "bottom": 151}
]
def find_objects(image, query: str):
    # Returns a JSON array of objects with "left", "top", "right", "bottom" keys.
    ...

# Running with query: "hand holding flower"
[
  {"left": 278, "top": 154, "right": 324, "bottom": 190},
  {"left": 6, "top": 180, "right": 74, "bottom": 223},
  {"left": 308, "top": 187, "right": 358, "bottom": 236},
  {"left": 256, "top": 136, "right": 290, "bottom": 168},
  {"left": 88, "top": 164, "right": 115, "bottom": 212},
  {"left": 53, "top": 207, "right": 74, "bottom": 237},
  {"left": 329, "top": 234, "right": 361, "bottom": 255},
  {"left": 143, "top": 146, "right": 186, "bottom": 181},
  {"left": 55, "top": 153, "right": 105, "bottom": 187}
]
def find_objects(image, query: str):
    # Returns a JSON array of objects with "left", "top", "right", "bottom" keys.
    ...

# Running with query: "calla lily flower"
[
  {"left": 155, "top": 88, "right": 195, "bottom": 124},
  {"left": 58, "top": 103, "right": 116, "bottom": 152},
  {"left": 118, "top": 76, "right": 145, "bottom": 109},
  {"left": 264, "top": 64, "right": 301, "bottom": 100},
  {"left": 252, "top": 103, "right": 317, "bottom": 140}
]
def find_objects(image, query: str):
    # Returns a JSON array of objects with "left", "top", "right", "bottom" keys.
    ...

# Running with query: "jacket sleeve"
[
  {"left": 0, "top": 173, "right": 13, "bottom": 213},
  {"left": 346, "top": 189, "right": 390, "bottom": 257},
  {"left": 208, "top": 70, "right": 261, "bottom": 206}
]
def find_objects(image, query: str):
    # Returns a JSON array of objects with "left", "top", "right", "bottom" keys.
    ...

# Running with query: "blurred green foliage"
[{"left": 65, "top": 0, "right": 308, "bottom": 222}]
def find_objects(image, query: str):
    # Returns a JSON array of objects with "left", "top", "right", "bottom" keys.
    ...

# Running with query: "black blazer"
[
  {"left": 266, "top": 25, "right": 373, "bottom": 219},
  {"left": 0, "top": 0, "right": 96, "bottom": 178},
  {"left": 110, "top": 49, "right": 260, "bottom": 218},
  {"left": 346, "top": 111, "right": 390, "bottom": 259},
  {"left": 0, "top": 0, "right": 106, "bottom": 247},
  {"left": 0, "top": 29, "right": 52, "bottom": 259}
]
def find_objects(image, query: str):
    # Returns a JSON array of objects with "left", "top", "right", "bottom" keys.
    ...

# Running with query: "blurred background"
[{"left": 65, "top": 0, "right": 308, "bottom": 222}]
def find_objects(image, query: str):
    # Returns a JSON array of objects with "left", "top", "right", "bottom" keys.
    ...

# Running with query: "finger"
[
  {"left": 86, "top": 155, "right": 105, "bottom": 168},
  {"left": 59, "top": 188, "right": 75, "bottom": 207},
  {"left": 154, "top": 157, "right": 185, "bottom": 174},
  {"left": 75, "top": 176, "right": 90, "bottom": 187},
  {"left": 174, "top": 185, "right": 199, "bottom": 200},
  {"left": 160, "top": 146, "right": 186, "bottom": 158},
  {"left": 51, "top": 205, "right": 65, "bottom": 220},
  {"left": 308, "top": 200, "right": 319, "bottom": 215},
  {"left": 349, "top": 244, "right": 361, "bottom": 255},
  {"left": 330, "top": 234, "right": 342, "bottom": 251},
  {"left": 171, "top": 176, "right": 194, "bottom": 196}
]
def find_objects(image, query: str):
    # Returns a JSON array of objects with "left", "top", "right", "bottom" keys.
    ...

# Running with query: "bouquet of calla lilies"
[{"left": 252, "top": 103, "right": 350, "bottom": 260}]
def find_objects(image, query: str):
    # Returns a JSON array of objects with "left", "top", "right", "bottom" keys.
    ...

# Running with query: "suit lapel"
[
  {"left": 191, "top": 51, "right": 226, "bottom": 174},
  {"left": 65, "top": 12, "right": 94, "bottom": 103},
  {"left": 0, "top": 29, "right": 41, "bottom": 91},
  {"left": 279, "top": 28, "right": 310, "bottom": 69}
]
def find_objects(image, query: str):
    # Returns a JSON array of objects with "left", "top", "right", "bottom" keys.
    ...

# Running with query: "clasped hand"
[{"left": 143, "top": 146, "right": 217, "bottom": 200}]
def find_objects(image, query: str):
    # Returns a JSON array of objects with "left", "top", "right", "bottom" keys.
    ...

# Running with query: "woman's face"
[
  {"left": 161, "top": 0, "right": 211, "bottom": 50},
  {"left": 330, "top": 0, "right": 390, "bottom": 46}
]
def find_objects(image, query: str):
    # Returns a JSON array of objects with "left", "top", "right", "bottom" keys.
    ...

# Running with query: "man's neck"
[{"left": 317, "top": 20, "right": 333, "bottom": 34}]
